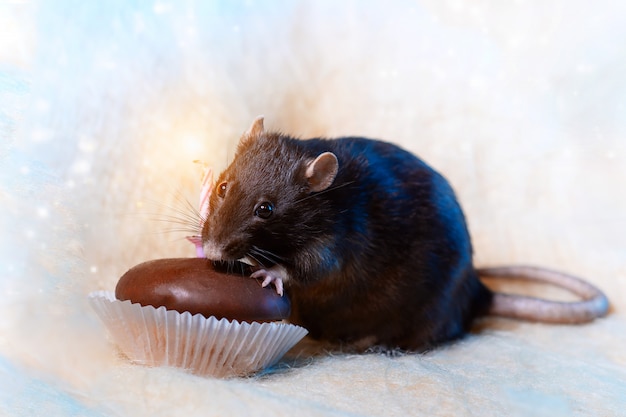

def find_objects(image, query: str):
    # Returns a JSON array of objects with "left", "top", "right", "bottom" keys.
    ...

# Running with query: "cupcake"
[
  {"left": 88, "top": 258, "right": 308, "bottom": 378},
  {"left": 89, "top": 163, "right": 307, "bottom": 378}
]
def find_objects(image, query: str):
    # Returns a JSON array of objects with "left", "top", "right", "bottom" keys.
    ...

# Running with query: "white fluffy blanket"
[{"left": 1, "top": 1, "right": 625, "bottom": 416}]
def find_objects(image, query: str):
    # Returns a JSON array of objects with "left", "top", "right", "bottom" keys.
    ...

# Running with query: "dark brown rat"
[{"left": 200, "top": 117, "right": 609, "bottom": 351}]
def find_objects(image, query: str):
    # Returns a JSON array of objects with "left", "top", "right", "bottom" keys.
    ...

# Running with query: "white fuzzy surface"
[{"left": 1, "top": 1, "right": 625, "bottom": 416}]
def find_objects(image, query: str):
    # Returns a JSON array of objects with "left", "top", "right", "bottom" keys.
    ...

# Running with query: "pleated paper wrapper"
[{"left": 88, "top": 291, "right": 308, "bottom": 378}]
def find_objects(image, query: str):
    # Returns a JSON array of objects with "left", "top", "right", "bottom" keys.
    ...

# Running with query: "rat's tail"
[{"left": 477, "top": 266, "right": 609, "bottom": 324}]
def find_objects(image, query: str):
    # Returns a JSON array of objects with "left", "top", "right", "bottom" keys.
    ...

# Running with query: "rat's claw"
[
  {"left": 273, "top": 277, "right": 284, "bottom": 296},
  {"left": 260, "top": 275, "right": 273, "bottom": 288},
  {"left": 251, "top": 269, "right": 284, "bottom": 296}
]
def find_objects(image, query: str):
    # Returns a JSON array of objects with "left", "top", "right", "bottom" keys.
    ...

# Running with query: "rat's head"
[{"left": 201, "top": 116, "right": 338, "bottom": 267}]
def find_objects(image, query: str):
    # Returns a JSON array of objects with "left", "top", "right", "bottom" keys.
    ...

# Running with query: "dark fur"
[{"left": 202, "top": 132, "right": 493, "bottom": 351}]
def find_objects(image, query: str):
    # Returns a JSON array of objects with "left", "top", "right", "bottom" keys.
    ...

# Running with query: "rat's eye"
[
  {"left": 217, "top": 182, "right": 227, "bottom": 198},
  {"left": 254, "top": 202, "right": 274, "bottom": 219}
]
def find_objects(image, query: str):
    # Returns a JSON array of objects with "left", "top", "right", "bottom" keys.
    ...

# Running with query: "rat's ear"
[
  {"left": 305, "top": 152, "right": 338, "bottom": 192},
  {"left": 244, "top": 116, "right": 265, "bottom": 139},
  {"left": 235, "top": 116, "right": 265, "bottom": 155}
]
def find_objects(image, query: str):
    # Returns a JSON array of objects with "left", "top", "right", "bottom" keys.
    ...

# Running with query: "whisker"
[
  {"left": 158, "top": 204, "right": 204, "bottom": 226},
  {"left": 167, "top": 227, "right": 201, "bottom": 234},
  {"left": 148, "top": 227, "right": 202, "bottom": 235},
  {"left": 294, "top": 181, "right": 356, "bottom": 204},
  {"left": 143, "top": 216, "right": 201, "bottom": 235},
  {"left": 225, "top": 260, "right": 235, "bottom": 275},
  {"left": 138, "top": 230, "right": 201, "bottom": 244},
  {"left": 173, "top": 191, "right": 207, "bottom": 224},
  {"left": 163, "top": 208, "right": 202, "bottom": 226},
  {"left": 146, "top": 214, "right": 200, "bottom": 227},
  {"left": 251, "top": 246, "right": 287, "bottom": 263},
  {"left": 247, "top": 252, "right": 266, "bottom": 268},
  {"left": 139, "top": 192, "right": 206, "bottom": 237},
  {"left": 249, "top": 248, "right": 272, "bottom": 264},
  {"left": 144, "top": 194, "right": 204, "bottom": 226},
  {"left": 231, "top": 260, "right": 251, "bottom": 277}
]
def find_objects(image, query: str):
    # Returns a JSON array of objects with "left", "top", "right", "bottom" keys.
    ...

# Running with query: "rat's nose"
[{"left": 202, "top": 240, "right": 225, "bottom": 261}]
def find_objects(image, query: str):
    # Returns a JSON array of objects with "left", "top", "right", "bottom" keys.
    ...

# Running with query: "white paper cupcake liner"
[{"left": 88, "top": 291, "right": 308, "bottom": 378}]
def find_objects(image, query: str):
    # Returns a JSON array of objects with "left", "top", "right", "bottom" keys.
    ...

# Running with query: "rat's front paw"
[{"left": 251, "top": 265, "right": 287, "bottom": 296}]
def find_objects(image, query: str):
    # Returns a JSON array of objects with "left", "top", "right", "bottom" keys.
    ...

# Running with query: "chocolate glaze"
[{"left": 115, "top": 258, "right": 291, "bottom": 322}]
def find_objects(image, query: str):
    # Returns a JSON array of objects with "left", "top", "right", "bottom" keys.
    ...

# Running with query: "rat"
[{"left": 200, "top": 116, "right": 609, "bottom": 351}]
